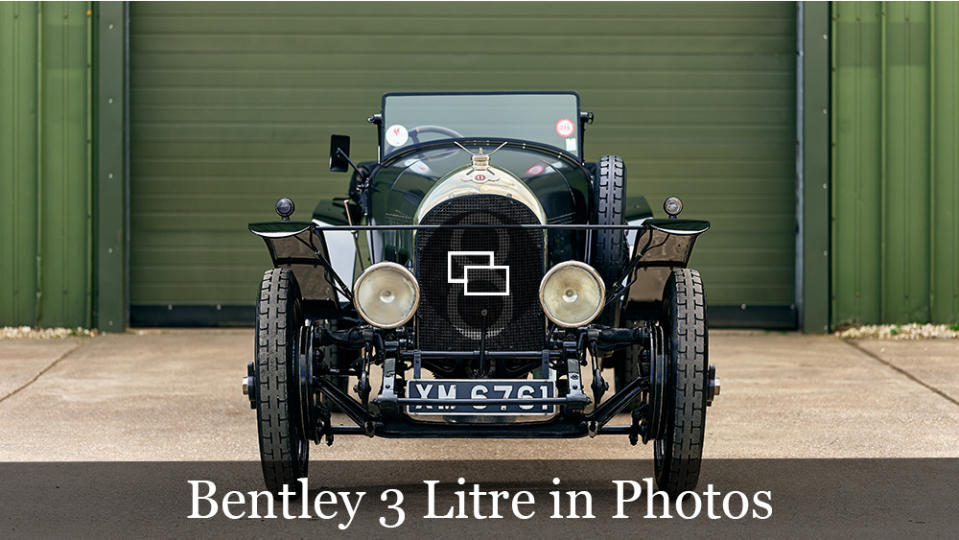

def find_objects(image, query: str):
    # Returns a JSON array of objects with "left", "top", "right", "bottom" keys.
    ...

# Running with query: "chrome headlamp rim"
[
  {"left": 352, "top": 262, "right": 420, "bottom": 329},
  {"left": 538, "top": 260, "right": 606, "bottom": 328}
]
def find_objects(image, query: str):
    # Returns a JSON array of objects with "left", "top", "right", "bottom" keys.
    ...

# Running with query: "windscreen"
[{"left": 381, "top": 93, "right": 580, "bottom": 158}]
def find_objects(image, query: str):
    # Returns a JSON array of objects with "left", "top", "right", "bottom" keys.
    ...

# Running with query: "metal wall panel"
[
  {"left": 930, "top": 3, "right": 959, "bottom": 324},
  {"left": 832, "top": 2, "right": 959, "bottom": 325},
  {"left": 95, "top": 3, "right": 128, "bottom": 332},
  {"left": 0, "top": 2, "right": 38, "bottom": 325},
  {"left": 801, "top": 1, "right": 832, "bottom": 333},
  {"left": 128, "top": 1, "right": 797, "bottom": 323},
  {"left": 0, "top": 3, "right": 92, "bottom": 328}
]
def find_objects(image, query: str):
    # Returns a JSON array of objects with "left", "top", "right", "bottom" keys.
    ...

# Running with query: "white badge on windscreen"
[
  {"left": 565, "top": 138, "right": 577, "bottom": 152},
  {"left": 386, "top": 124, "right": 409, "bottom": 147}
]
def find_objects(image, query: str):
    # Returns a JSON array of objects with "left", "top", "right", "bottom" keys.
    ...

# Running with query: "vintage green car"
[{"left": 245, "top": 92, "right": 719, "bottom": 495}]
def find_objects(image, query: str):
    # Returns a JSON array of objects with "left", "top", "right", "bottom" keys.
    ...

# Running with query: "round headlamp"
[
  {"left": 539, "top": 261, "right": 606, "bottom": 328},
  {"left": 353, "top": 262, "right": 419, "bottom": 329}
]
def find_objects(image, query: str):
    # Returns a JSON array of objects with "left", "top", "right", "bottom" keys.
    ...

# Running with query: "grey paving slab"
[
  {"left": 852, "top": 339, "right": 959, "bottom": 404},
  {"left": 0, "top": 338, "right": 85, "bottom": 400},
  {"left": 0, "top": 330, "right": 956, "bottom": 461}
]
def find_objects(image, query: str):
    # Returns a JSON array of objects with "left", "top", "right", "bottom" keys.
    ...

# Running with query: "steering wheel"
[
  {"left": 390, "top": 125, "right": 466, "bottom": 161},
  {"left": 407, "top": 125, "right": 464, "bottom": 145}
]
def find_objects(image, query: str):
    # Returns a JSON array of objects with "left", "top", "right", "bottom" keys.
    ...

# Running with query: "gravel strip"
[
  {"left": 836, "top": 323, "right": 959, "bottom": 340},
  {"left": 1, "top": 326, "right": 98, "bottom": 340},
  {"left": 4, "top": 324, "right": 956, "bottom": 340}
]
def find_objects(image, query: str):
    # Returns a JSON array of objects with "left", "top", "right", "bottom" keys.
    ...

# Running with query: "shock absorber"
[{"left": 589, "top": 339, "right": 608, "bottom": 403}]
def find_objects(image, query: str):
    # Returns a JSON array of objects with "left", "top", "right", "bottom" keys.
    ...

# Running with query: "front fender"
[
  {"left": 625, "top": 218, "right": 710, "bottom": 305},
  {"left": 249, "top": 221, "right": 317, "bottom": 265},
  {"left": 632, "top": 218, "right": 710, "bottom": 267},
  {"left": 249, "top": 221, "right": 348, "bottom": 306}
]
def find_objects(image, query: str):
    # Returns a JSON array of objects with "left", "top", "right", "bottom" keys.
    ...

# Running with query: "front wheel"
[
  {"left": 654, "top": 268, "right": 708, "bottom": 496},
  {"left": 254, "top": 268, "right": 309, "bottom": 492}
]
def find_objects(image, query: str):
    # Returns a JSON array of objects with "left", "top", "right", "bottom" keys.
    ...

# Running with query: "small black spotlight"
[{"left": 275, "top": 198, "right": 295, "bottom": 221}]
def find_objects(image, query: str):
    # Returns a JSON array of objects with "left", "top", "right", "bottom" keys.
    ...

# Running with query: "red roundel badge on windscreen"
[{"left": 555, "top": 118, "right": 575, "bottom": 138}]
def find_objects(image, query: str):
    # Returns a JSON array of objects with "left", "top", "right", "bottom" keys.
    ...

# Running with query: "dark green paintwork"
[
  {"left": 248, "top": 222, "right": 313, "bottom": 237},
  {"left": 0, "top": 2, "right": 93, "bottom": 328},
  {"left": 368, "top": 139, "right": 591, "bottom": 268},
  {"left": 645, "top": 219, "right": 711, "bottom": 235},
  {"left": 831, "top": 2, "right": 959, "bottom": 326},
  {"left": 128, "top": 1, "right": 799, "bottom": 313}
]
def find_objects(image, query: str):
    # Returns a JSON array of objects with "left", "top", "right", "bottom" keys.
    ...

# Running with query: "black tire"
[
  {"left": 654, "top": 268, "right": 708, "bottom": 496},
  {"left": 254, "top": 268, "right": 309, "bottom": 492},
  {"left": 590, "top": 155, "right": 628, "bottom": 288}
]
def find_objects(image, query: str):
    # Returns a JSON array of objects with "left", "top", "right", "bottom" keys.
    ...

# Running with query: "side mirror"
[{"left": 329, "top": 134, "right": 351, "bottom": 173}]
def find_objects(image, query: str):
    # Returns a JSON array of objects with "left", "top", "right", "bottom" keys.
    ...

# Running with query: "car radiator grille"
[{"left": 416, "top": 194, "right": 545, "bottom": 352}]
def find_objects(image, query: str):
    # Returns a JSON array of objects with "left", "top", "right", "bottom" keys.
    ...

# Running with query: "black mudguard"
[
  {"left": 624, "top": 213, "right": 710, "bottom": 306},
  {"left": 248, "top": 221, "right": 343, "bottom": 310}
]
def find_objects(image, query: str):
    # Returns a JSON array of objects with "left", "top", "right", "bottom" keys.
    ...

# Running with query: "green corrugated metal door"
[
  {"left": 129, "top": 1, "right": 797, "bottom": 326},
  {"left": 832, "top": 2, "right": 959, "bottom": 326},
  {"left": 0, "top": 2, "right": 92, "bottom": 328}
]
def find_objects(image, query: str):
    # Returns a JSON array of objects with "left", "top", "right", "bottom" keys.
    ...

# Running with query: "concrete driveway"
[{"left": 1, "top": 330, "right": 957, "bottom": 461}]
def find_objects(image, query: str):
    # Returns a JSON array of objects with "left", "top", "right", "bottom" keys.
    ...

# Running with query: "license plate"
[{"left": 406, "top": 379, "right": 556, "bottom": 416}]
